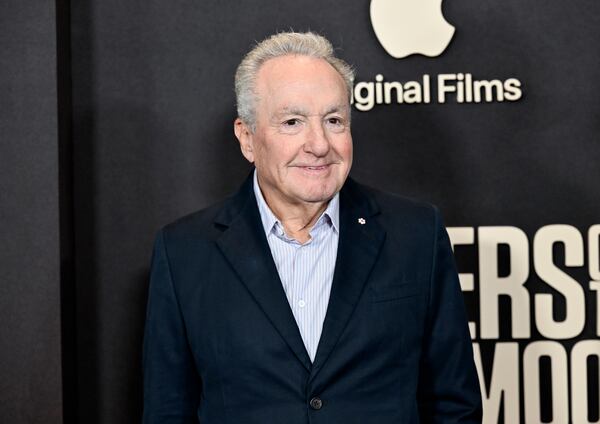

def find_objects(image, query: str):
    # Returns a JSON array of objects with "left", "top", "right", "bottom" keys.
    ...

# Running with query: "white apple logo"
[{"left": 370, "top": 0, "right": 455, "bottom": 59}]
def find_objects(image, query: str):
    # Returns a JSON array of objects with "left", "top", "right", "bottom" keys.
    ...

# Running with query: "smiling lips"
[
  {"left": 294, "top": 164, "right": 332, "bottom": 174},
  {"left": 294, "top": 162, "right": 336, "bottom": 169}
]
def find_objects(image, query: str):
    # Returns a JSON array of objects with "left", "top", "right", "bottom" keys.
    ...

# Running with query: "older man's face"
[{"left": 236, "top": 55, "right": 353, "bottom": 209}]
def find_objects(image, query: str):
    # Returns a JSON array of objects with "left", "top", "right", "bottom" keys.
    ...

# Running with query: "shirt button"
[
  {"left": 309, "top": 397, "right": 323, "bottom": 410},
  {"left": 298, "top": 300, "right": 306, "bottom": 308}
]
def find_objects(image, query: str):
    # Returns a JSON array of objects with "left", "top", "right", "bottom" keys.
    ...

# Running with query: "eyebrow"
[
  {"left": 323, "top": 105, "right": 347, "bottom": 115},
  {"left": 277, "top": 106, "right": 309, "bottom": 117},
  {"left": 276, "top": 104, "right": 348, "bottom": 118}
]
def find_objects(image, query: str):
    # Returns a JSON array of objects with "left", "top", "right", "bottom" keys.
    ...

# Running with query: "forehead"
[{"left": 254, "top": 55, "right": 348, "bottom": 113}]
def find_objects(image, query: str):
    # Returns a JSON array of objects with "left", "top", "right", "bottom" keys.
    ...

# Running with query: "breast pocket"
[{"left": 369, "top": 281, "right": 424, "bottom": 303}]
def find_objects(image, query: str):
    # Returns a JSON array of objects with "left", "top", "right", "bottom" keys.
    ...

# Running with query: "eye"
[
  {"left": 325, "top": 116, "right": 346, "bottom": 130},
  {"left": 283, "top": 118, "right": 299, "bottom": 126},
  {"left": 279, "top": 117, "right": 304, "bottom": 134}
]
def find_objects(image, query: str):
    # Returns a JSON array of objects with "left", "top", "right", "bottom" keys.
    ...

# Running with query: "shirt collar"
[{"left": 253, "top": 169, "right": 340, "bottom": 238}]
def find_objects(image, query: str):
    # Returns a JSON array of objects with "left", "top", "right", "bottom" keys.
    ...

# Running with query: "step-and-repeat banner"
[{"left": 71, "top": 1, "right": 599, "bottom": 422}]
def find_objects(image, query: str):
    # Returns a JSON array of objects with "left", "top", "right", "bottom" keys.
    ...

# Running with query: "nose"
[{"left": 304, "top": 121, "right": 330, "bottom": 157}]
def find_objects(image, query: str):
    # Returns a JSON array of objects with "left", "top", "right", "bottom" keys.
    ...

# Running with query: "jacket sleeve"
[
  {"left": 417, "top": 208, "right": 483, "bottom": 423},
  {"left": 143, "top": 229, "right": 201, "bottom": 423}
]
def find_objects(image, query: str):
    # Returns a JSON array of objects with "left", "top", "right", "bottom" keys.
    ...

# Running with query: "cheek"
[
  {"left": 270, "top": 140, "right": 303, "bottom": 163},
  {"left": 256, "top": 141, "right": 296, "bottom": 172},
  {"left": 334, "top": 136, "right": 353, "bottom": 162}
]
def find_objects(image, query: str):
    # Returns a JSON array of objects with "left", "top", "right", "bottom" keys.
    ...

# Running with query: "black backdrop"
[{"left": 2, "top": 0, "right": 599, "bottom": 423}]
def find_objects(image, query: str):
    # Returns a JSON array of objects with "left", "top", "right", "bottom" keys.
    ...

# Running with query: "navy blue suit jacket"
[{"left": 143, "top": 175, "right": 482, "bottom": 423}]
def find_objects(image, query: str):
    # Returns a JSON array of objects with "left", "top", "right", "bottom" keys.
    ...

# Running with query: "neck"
[{"left": 266, "top": 192, "right": 328, "bottom": 243}]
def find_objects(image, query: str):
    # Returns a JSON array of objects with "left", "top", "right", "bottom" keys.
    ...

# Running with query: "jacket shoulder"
[{"left": 160, "top": 197, "right": 229, "bottom": 242}]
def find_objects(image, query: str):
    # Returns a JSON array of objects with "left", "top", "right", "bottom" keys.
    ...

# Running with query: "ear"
[{"left": 234, "top": 118, "right": 255, "bottom": 163}]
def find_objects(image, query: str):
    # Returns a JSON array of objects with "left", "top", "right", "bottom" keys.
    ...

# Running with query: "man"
[{"left": 143, "top": 32, "right": 482, "bottom": 423}]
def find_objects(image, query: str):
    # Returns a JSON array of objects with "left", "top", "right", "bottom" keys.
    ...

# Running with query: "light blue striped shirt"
[{"left": 253, "top": 171, "right": 339, "bottom": 362}]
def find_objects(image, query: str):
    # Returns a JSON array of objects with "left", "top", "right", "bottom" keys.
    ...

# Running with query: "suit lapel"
[
  {"left": 214, "top": 176, "right": 385, "bottom": 377},
  {"left": 309, "top": 179, "right": 386, "bottom": 383},
  {"left": 215, "top": 176, "right": 312, "bottom": 372}
]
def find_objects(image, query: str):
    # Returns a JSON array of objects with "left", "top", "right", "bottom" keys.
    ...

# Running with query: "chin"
[
  {"left": 296, "top": 184, "right": 340, "bottom": 203},
  {"left": 300, "top": 195, "right": 333, "bottom": 204}
]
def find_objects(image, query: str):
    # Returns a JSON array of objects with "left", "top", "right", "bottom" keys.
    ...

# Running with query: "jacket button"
[{"left": 309, "top": 397, "right": 323, "bottom": 410}]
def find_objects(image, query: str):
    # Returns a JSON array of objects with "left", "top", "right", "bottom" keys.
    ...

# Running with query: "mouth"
[
  {"left": 292, "top": 164, "right": 333, "bottom": 176},
  {"left": 300, "top": 165, "right": 330, "bottom": 171}
]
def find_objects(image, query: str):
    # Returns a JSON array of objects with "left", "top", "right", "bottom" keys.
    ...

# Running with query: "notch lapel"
[
  {"left": 215, "top": 177, "right": 312, "bottom": 372},
  {"left": 309, "top": 179, "right": 386, "bottom": 383}
]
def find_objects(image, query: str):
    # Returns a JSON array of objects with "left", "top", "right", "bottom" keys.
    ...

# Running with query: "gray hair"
[{"left": 234, "top": 31, "right": 355, "bottom": 130}]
